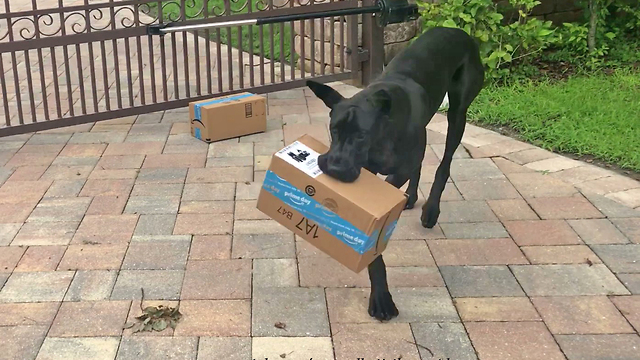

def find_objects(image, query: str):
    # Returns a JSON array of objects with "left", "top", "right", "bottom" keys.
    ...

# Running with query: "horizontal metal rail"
[
  {"left": 147, "top": 0, "right": 418, "bottom": 35},
  {"left": 149, "top": 6, "right": 380, "bottom": 35}
]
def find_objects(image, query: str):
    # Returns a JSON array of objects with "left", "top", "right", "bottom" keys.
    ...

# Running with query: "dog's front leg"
[{"left": 367, "top": 255, "right": 398, "bottom": 321}]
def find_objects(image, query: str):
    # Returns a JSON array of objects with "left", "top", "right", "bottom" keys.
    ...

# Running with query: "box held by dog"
[
  {"left": 257, "top": 134, "right": 407, "bottom": 273},
  {"left": 189, "top": 92, "right": 266, "bottom": 143}
]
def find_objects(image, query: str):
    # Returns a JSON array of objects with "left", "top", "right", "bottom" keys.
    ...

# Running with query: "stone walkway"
[{"left": 0, "top": 82, "right": 639, "bottom": 360}]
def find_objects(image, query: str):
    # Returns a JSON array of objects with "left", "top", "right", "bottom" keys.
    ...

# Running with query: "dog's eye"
[{"left": 355, "top": 132, "right": 366, "bottom": 141}]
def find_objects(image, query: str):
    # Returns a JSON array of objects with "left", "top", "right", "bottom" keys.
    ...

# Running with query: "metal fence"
[{"left": 0, "top": 0, "right": 375, "bottom": 137}]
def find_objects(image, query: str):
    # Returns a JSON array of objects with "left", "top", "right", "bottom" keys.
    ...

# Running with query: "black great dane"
[{"left": 306, "top": 27, "right": 485, "bottom": 320}]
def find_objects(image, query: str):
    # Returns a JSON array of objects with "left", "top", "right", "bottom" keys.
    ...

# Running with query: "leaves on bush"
[{"left": 123, "top": 288, "right": 182, "bottom": 333}]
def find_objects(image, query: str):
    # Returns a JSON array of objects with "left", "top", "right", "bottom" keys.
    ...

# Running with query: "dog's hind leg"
[
  {"left": 421, "top": 69, "right": 482, "bottom": 228},
  {"left": 404, "top": 127, "right": 427, "bottom": 209},
  {"left": 421, "top": 114, "right": 464, "bottom": 228},
  {"left": 404, "top": 167, "right": 421, "bottom": 209},
  {"left": 386, "top": 169, "right": 419, "bottom": 209}
]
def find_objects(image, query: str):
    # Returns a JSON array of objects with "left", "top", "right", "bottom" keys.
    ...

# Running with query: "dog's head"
[{"left": 307, "top": 80, "right": 391, "bottom": 183}]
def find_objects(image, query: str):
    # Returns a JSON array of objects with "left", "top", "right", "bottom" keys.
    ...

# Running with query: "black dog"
[{"left": 306, "top": 27, "right": 484, "bottom": 320}]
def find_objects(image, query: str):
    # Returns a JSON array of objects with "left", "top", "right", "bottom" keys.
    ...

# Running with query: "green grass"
[
  {"left": 468, "top": 67, "right": 640, "bottom": 172},
  {"left": 147, "top": 0, "right": 296, "bottom": 63}
]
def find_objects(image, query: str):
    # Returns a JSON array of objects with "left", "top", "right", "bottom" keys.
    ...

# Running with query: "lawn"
[
  {"left": 468, "top": 67, "right": 640, "bottom": 172},
  {"left": 146, "top": 0, "right": 296, "bottom": 63}
]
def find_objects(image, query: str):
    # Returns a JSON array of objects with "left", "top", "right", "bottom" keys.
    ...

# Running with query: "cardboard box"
[
  {"left": 189, "top": 92, "right": 266, "bottom": 143},
  {"left": 257, "top": 135, "right": 408, "bottom": 273}
]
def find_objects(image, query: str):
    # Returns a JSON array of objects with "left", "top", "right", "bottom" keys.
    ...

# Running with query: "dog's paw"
[
  {"left": 368, "top": 290, "right": 399, "bottom": 321},
  {"left": 404, "top": 194, "right": 418, "bottom": 210},
  {"left": 421, "top": 205, "right": 440, "bottom": 228}
]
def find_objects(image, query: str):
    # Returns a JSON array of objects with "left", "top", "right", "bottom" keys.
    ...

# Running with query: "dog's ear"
[
  {"left": 306, "top": 80, "right": 344, "bottom": 109},
  {"left": 369, "top": 89, "right": 392, "bottom": 115}
]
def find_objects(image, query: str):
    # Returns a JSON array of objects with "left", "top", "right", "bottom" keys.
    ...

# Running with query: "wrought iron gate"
[{"left": 0, "top": 0, "right": 370, "bottom": 137}]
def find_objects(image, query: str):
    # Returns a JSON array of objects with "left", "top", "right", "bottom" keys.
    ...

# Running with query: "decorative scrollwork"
[
  {"left": 209, "top": 3, "right": 226, "bottom": 17},
  {"left": 3, "top": 17, "right": 35, "bottom": 41},
  {"left": 14, "top": 18, "right": 37, "bottom": 41},
  {"left": 186, "top": 0, "right": 206, "bottom": 18},
  {"left": 37, "top": 13, "right": 61, "bottom": 37},
  {"left": 138, "top": 2, "right": 160, "bottom": 24},
  {"left": 254, "top": 0, "right": 271, "bottom": 11},
  {"left": 161, "top": 2, "right": 185, "bottom": 22},
  {"left": 230, "top": 0, "right": 251, "bottom": 13},
  {"left": 63, "top": 12, "right": 88, "bottom": 35},
  {"left": 296, "top": 0, "right": 331, "bottom": 6},
  {"left": 113, "top": 7, "right": 136, "bottom": 28},
  {"left": 0, "top": 0, "right": 335, "bottom": 43},
  {"left": 88, "top": 8, "right": 111, "bottom": 31}
]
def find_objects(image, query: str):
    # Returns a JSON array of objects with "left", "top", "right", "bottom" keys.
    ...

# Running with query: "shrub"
[
  {"left": 417, "top": 0, "right": 559, "bottom": 81},
  {"left": 558, "top": 0, "right": 640, "bottom": 68}
]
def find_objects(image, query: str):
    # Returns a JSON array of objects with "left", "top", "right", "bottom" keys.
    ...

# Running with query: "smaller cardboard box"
[
  {"left": 189, "top": 92, "right": 266, "bottom": 143},
  {"left": 257, "top": 135, "right": 407, "bottom": 273}
]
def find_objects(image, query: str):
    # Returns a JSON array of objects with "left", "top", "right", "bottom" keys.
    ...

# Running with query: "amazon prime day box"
[
  {"left": 189, "top": 92, "right": 266, "bottom": 143},
  {"left": 256, "top": 134, "right": 407, "bottom": 273}
]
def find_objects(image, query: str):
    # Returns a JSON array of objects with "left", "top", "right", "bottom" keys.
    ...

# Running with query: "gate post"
[{"left": 360, "top": 0, "right": 384, "bottom": 86}]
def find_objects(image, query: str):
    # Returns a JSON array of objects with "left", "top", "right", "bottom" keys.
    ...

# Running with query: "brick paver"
[
  {"left": 555, "top": 334, "right": 640, "bottom": 360},
  {"left": 1, "top": 81, "right": 640, "bottom": 359},
  {"left": 441, "top": 265, "right": 525, "bottom": 298},
  {"left": 532, "top": 296, "right": 635, "bottom": 334},
  {"left": 48, "top": 300, "right": 130, "bottom": 337},
  {"left": 455, "top": 297, "right": 541, "bottom": 322},
  {"left": 466, "top": 322, "right": 566, "bottom": 360},
  {"left": 252, "top": 337, "right": 334, "bottom": 360}
]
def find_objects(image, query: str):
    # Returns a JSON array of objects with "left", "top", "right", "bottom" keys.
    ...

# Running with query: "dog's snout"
[
  {"left": 328, "top": 155, "right": 343, "bottom": 166},
  {"left": 318, "top": 152, "right": 360, "bottom": 183},
  {"left": 318, "top": 153, "right": 329, "bottom": 172}
]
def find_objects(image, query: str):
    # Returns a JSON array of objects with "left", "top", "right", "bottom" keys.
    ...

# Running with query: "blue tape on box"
[
  {"left": 263, "top": 170, "right": 390, "bottom": 254},
  {"left": 194, "top": 127, "right": 202, "bottom": 140},
  {"left": 193, "top": 93, "right": 254, "bottom": 120}
]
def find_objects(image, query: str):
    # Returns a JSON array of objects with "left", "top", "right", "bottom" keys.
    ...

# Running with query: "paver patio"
[{"left": 1, "top": 82, "right": 640, "bottom": 359}]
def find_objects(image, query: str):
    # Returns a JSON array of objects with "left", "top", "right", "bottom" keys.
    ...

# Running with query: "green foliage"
[
  {"left": 557, "top": 0, "right": 640, "bottom": 68},
  {"left": 468, "top": 67, "right": 640, "bottom": 172},
  {"left": 613, "top": 0, "right": 640, "bottom": 31},
  {"left": 417, "top": 0, "right": 559, "bottom": 81},
  {"left": 558, "top": 22, "right": 613, "bottom": 67}
]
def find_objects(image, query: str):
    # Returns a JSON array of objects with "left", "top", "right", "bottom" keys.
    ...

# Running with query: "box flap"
[{"left": 293, "top": 134, "right": 407, "bottom": 218}]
